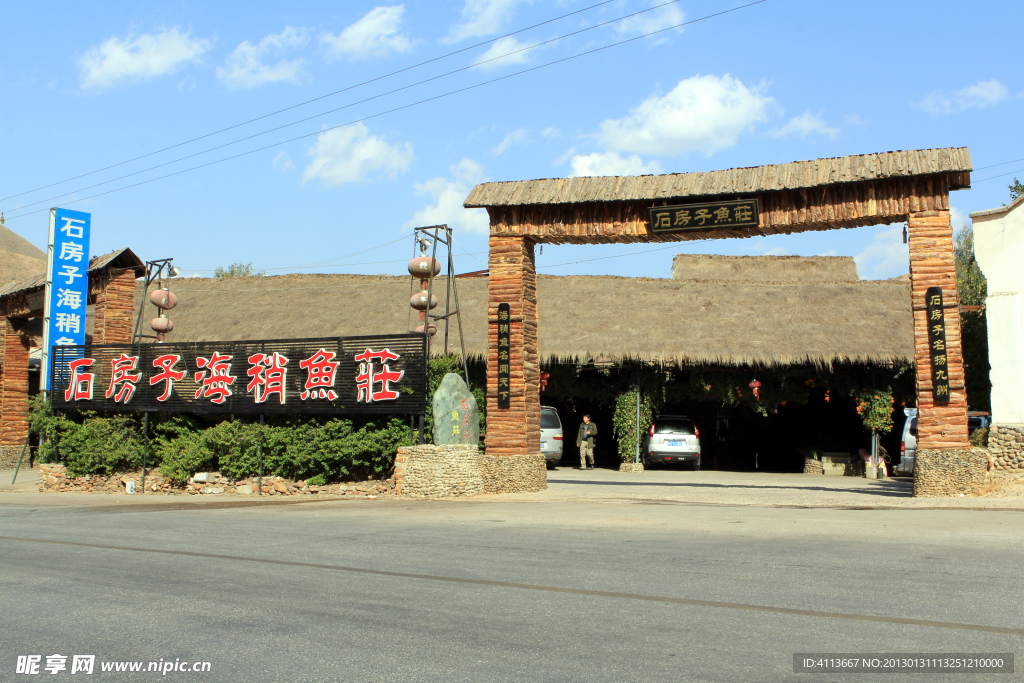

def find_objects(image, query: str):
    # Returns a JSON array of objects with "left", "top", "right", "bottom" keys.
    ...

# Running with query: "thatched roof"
[
  {"left": 464, "top": 147, "right": 972, "bottom": 207},
  {"left": 133, "top": 267, "right": 913, "bottom": 367},
  {"left": 0, "top": 224, "right": 46, "bottom": 287},
  {"left": 673, "top": 254, "right": 859, "bottom": 283},
  {"left": 0, "top": 247, "right": 145, "bottom": 300}
]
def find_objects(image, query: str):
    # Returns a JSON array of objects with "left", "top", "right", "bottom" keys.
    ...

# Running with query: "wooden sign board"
[
  {"left": 496, "top": 303, "right": 511, "bottom": 408},
  {"left": 925, "top": 287, "right": 951, "bottom": 403},
  {"left": 648, "top": 199, "right": 759, "bottom": 234}
]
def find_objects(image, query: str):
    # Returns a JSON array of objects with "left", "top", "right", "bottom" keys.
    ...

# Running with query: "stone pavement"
[
  {"left": 0, "top": 466, "right": 38, "bottom": 492},
  {"left": 502, "top": 467, "right": 1024, "bottom": 510}
]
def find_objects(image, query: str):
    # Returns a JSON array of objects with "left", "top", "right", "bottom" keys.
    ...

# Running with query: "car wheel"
[
  {"left": 692, "top": 456, "right": 701, "bottom": 471},
  {"left": 546, "top": 461, "right": 555, "bottom": 470}
]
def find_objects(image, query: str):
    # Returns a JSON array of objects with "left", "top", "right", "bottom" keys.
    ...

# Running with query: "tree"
[
  {"left": 1010, "top": 178, "right": 1024, "bottom": 201},
  {"left": 214, "top": 262, "right": 264, "bottom": 278},
  {"left": 954, "top": 223, "right": 990, "bottom": 411}
]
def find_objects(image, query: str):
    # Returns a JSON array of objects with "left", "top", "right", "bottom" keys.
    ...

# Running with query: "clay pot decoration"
[
  {"left": 409, "top": 290, "right": 439, "bottom": 311},
  {"left": 151, "top": 315, "right": 175, "bottom": 333},
  {"left": 407, "top": 257, "right": 441, "bottom": 278},
  {"left": 415, "top": 324, "right": 437, "bottom": 336},
  {"left": 149, "top": 289, "right": 178, "bottom": 310}
]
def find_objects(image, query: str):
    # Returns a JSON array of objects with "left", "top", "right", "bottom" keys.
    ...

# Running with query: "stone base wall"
[
  {"left": 394, "top": 444, "right": 484, "bottom": 498},
  {"left": 913, "top": 448, "right": 989, "bottom": 497},
  {"left": 0, "top": 444, "right": 25, "bottom": 470},
  {"left": 478, "top": 453, "right": 546, "bottom": 494},
  {"left": 619, "top": 462, "right": 644, "bottom": 473},
  {"left": 987, "top": 425, "right": 1024, "bottom": 470},
  {"left": 803, "top": 458, "right": 824, "bottom": 475}
]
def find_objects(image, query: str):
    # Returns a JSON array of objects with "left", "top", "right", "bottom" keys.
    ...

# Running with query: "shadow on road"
[{"left": 547, "top": 477, "right": 914, "bottom": 498}]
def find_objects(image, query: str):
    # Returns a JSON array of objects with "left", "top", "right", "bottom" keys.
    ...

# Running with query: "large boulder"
[{"left": 432, "top": 373, "right": 479, "bottom": 447}]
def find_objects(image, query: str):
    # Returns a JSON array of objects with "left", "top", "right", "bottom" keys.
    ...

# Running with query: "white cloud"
[
  {"left": 217, "top": 26, "right": 308, "bottom": 89},
  {"left": 302, "top": 123, "right": 413, "bottom": 187},
  {"left": 569, "top": 152, "right": 663, "bottom": 177},
  {"left": 918, "top": 79, "right": 1009, "bottom": 115},
  {"left": 541, "top": 127, "right": 559, "bottom": 138},
  {"left": 854, "top": 225, "right": 910, "bottom": 279},
  {"left": 615, "top": 1, "right": 684, "bottom": 36},
  {"left": 443, "top": 0, "right": 524, "bottom": 44},
  {"left": 741, "top": 238, "right": 789, "bottom": 256},
  {"left": 473, "top": 36, "right": 538, "bottom": 69},
  {"left": 78, "top": 27, "right": 211, "bottom": 89},
  {"left": 950, "top": 206, "right": 969, "bottom": 228},
  {"left": 492, "top": 128, "right": 526, "bottom": 155},
  {"left": 273, "top": 151, "right": 293, "bottom": 171},
  {"left": 404, "top": 158, "right": 490, "bottom": 235},
  {"left": 597, "top": 74, "right": 772, "bottom": 156},
  {"left": 321, "top": 6, "right": 414, "bottom": 60},
  {"left": 771, "top": 111, "right": 838, "bottom": 139}
]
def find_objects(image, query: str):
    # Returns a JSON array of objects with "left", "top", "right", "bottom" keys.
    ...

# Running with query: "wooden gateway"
[{"left": 464, "top": 148, "right": 973, "bottom": 491}]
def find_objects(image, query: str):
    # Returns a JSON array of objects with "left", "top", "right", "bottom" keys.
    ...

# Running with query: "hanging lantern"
[
  {"left": 151, "top": 315, "right": 175, "bottom": 333},
  {"left": 408, "top": 257, "right": 441, "bottom": 278},
  {"left": 748, "top": 379, "right": 761, "bottom": 401},
  {"left": 415, "top": 324, "right": 437, "bottom": 336},
  {"left": 409, "top": 290, "right": 439, "bottom": 311},
  {"left": 149, "top": 289, "right": 178, "bottom": 310}
]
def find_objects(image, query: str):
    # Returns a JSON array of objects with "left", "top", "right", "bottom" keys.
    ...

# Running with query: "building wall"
[{"left": 973, "top": 201, "right": 1024, "bottom": 425}]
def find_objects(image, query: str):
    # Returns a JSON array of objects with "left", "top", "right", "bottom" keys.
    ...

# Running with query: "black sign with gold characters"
[
  {"left": 925, "top": 287, "right": 951, "bottom": 404},
  {"left": 496, "top": 303, "right": 511, "bottom": 408},
  {"left": 648, "top": 199, "right": 760, "bottom": 234}
]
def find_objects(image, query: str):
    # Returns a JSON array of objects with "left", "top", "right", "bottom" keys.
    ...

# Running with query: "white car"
[
  {"left": 897, "top": 408, "right": 917, "bottom": 475},
  {"left": 644, "top": 415, "right": 701, "bottom": 470},
  {"left": 540, "top": 406, "right": 564, "bottom": 468}
]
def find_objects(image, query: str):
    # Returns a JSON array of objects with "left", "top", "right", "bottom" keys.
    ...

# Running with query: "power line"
[
  {"left": 537, "top": 242, "right": 702, "bottom": 269},
  {"left": 3, "top": 1, "right": 768, "bottom": 223},
  {"left": 0, "top": 0, "right": 620, "bottom": 205},
  {"left": 973, "top": 166, "right": 1024, "bottom": 184},
  {"left": 3, "top": 0, "right": 689, "bottom": 216}
]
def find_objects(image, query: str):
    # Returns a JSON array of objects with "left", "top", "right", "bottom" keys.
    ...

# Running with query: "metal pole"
[
  {"left": 443, "top": 227, "right": 452, "bottom": 354},
  {"left": 258, "top": 414, "right": 265, "bottom": 495},
  {"left": 141, "top": 412, "right": 149, "bottom": 494},
  {"left": 11, "top": 432, "right": 30, "bottom": 484},
  {"left": 418, "top": 415, "right": 425, "bottom": 445}
]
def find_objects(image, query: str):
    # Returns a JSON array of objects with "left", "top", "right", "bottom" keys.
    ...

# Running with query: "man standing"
[{"left": 576, "top": 414, "right": 597, "bottom": 470}]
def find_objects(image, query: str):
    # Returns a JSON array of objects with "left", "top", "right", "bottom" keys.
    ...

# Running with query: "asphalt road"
[{"left": 1, "top": 495, "right": 1022, "bottom": 682}]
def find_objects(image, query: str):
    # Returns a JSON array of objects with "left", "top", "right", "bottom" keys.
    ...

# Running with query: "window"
[
  {"left": 540, "top": 410, "right": 561, "bottom": 429},
  {"left": 654, "top": 418, "right": 694, "bottom": 435}
]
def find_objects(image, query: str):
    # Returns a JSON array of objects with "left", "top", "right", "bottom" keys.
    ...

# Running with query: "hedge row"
[{"left": 29, "top": 355, "right": 485, "bottom": 484}]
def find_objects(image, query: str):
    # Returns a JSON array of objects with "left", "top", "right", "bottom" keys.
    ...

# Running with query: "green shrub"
[
  {"left": 970, "top": 426, "right": 989, "bottom": 448},
  {"left": 58, "top": 415, "right": 146, "bottom": 477}
]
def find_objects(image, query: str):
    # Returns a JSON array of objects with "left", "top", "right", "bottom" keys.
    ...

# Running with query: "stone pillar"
[
  {"left": 907, "top": 210, "right": 969, "bottom": 449},
  {"left": 486, "top": 236, "right": 540, "bottom": 456},
  {"left": 93, "top": 269, "right": 137, "bottom": 344},
  {"left": 1, "top": 316, "right": 31, "bottom": 449}
]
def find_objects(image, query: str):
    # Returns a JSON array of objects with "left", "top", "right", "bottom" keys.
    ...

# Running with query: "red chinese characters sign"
[{"left": 50, "top": 335, "right": 427, "bottom": 415}]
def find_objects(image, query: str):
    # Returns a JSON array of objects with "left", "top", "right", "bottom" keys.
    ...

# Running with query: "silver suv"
[
  {"left": 540, "top": 406, "right": 564, "bottom": 469},
  {"left": 644, "top": 415, "right": 701, "bottom": 469}
]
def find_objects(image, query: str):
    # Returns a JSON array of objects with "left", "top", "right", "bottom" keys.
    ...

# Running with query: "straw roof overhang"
[
  {"left": 464, "top": 148, "right": 972, "bottom": 208},
  {"left": 0, "top": 247, "right": 144, "bottom": 300},
  {"left": 134, "top": 271, "right": 913, "bottom": 368},
  {"left": 0, "top": 248, "right": 144, "bottom": 319}
]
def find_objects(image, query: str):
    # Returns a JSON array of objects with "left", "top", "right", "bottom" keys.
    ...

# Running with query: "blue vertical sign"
[{"left": 41, "top": 208, "right": 91, "bottom": 392}]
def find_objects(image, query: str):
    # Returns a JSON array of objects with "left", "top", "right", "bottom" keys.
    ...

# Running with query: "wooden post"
[
  {"left": 907, "top": 210, "right": 969, "bottom": 449},
  {"left": 1, "top": 316, "right": 31, "bottom": 449},
  {"left": 93, "top": 269, "right": 137, "bottom": 344},
  {"left": 486, "top": 235, "right": 540, "bottom": 456}
]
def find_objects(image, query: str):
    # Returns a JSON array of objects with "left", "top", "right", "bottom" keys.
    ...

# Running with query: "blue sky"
[{"left": 1, "top": 0, "right": 1020, "bottom": 281}]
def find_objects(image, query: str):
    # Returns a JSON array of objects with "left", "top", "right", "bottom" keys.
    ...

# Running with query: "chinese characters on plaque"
[
  {"left": 925, "top": 287, "right": 951, "bottom": 403},
  {"left": 647, "top": 199, "right": 760, "bottom": 234},
  {"left": 496, "top": 303, "right": 511, "bottom": 408},
  {"left": 51, "top": 335, "right": 426, "bottom": 415},
  {"left": 42, "top": 208, "right": 91, "bottom": 391}
]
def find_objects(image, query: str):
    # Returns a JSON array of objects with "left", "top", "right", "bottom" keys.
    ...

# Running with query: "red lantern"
[
  {"left": 540, "top": 372, "right": 550, "bottom": 391},
  {"left": 749, "top": 379, "right": 761, "bottom": 401}
]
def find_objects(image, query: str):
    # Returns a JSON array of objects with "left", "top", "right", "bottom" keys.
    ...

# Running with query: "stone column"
[
  {"left": 486, "top": 236, "right": 540, "bottom": 456},
  {"left": 907, "top": 210, "right": 969, "bottom": 449},
  {"left": 482, "top": 236, "right": 546, "bottom": 493},
  {"left": 1, "top": 316, "right": 31, "bottom": 450},
  {"left": 93, "top": 269, "right": 138, "bottom": 344}
]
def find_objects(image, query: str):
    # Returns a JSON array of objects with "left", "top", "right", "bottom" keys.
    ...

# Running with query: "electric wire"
[
  {"left": 0, "top": 0, "right": 621, "bottom": 204},
  {"left": 3, "top": 0, "right": 767, "bottom": 223},
  {"left": 3, "top": 0, "right": 688, "bottom": 215}
]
